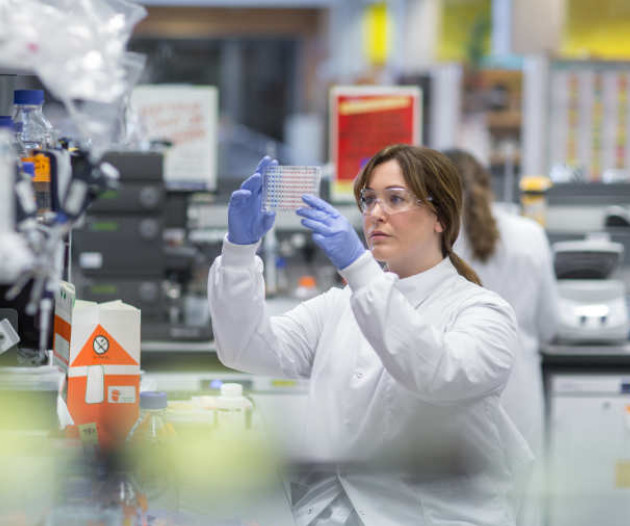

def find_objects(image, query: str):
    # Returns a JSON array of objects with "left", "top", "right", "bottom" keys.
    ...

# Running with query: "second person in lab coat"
[
  {"left": 208, "top": 144, "right": 532, "bottom": 526},
  {"left": 445, "top": 148, "right": 559, "bottom": 526}
]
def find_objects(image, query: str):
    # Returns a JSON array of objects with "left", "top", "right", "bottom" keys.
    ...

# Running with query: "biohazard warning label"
[{"left": 71, "top": 324, "right": 139, "bottom": 367}]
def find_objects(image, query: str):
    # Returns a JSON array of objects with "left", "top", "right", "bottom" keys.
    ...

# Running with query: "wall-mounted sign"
[
  {"left": 329, "top": 85, "right": 422, "bottom": 200},
  {"left": 131, "top": 85, "right": 218, "bottom": 191}
]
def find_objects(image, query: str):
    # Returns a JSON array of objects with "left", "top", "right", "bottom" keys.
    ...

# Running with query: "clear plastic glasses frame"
[{"left": 359, "top": 187, "right": 433, "bottom": 215}]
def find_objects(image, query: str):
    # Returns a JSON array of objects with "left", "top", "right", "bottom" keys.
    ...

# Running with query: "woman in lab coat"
[
  {"left": 445, "top": 149, "right": 559, "bottom": 526},
  {"left": 208, "top": 144, "right": 532, "bottom": 526}
]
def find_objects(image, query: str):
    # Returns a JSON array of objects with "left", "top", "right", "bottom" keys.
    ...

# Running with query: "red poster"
[{"left": 330, "top": 86, "right": 422, "bottom": 199}]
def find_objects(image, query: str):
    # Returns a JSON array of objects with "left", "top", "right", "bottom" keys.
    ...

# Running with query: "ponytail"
[
  {"left": 448, "top": 250, "right": 482, "bottom": 286},
  {"left": 442, "top": 149, "right": 499, "bottom": 262},
  {"left": 463, "top": 183, "right": 499, "bottom": 262}
]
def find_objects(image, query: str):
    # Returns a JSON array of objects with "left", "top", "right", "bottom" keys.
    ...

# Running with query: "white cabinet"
[{"left": 547, "top": 374, "right": 630, "bottom": 526}]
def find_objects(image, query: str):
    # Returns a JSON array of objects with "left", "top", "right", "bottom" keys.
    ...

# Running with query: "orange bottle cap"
[{"left": 298, "top": 275, "right": 317, "bottom": 288}]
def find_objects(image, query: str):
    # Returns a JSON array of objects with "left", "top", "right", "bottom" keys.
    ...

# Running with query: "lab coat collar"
[{"left": 394, "top": 257, "right": 456, "bottom": 308}]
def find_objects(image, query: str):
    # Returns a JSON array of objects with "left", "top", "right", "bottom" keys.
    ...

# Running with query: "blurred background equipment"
[{"left": 553, "top": 236, "right": 629, "bottom": 343}]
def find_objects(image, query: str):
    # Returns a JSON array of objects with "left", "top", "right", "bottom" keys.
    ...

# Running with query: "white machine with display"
[{"left": 553, "top": 236, "right": 629, "bottom": 343}]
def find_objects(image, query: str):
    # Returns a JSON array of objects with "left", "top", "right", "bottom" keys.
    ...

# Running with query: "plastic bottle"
[
  {"left": 13, "top": 90, "right": 55, "bottom": 215},
  {"left": 13, "top": 89, "right": 55, "bottom": 153},
  {"left": 215, "top": 383, "right": 253, "bottom": 433},
  {"left": 127, "top": 391, "right": 173, "bottom": 443},
  {"left": 126, "top": 391, "right": 177, "bottom": 512}
]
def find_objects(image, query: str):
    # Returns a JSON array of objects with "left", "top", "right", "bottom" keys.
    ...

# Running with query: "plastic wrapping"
[
  {"left": 1, "top": 0, "right": 146, "bottom": 102},
  {"left": 0, "top": 0, "right": 147, "bottom": 159}
]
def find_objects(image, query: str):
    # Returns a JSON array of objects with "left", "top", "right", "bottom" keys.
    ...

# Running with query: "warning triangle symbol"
[{"left": 71, "top": 324, "right": 139, "bottom": 367}]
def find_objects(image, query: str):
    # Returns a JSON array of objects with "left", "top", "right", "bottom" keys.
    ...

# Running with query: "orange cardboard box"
[{"left": 66, "top": 299, "right": 140, "bottom": 449}]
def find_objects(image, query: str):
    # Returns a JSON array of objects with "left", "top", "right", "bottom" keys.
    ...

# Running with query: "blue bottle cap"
[
  {"left": 140, "top": 391, "right": 168, "bottom": 410},
  {"left": 22, "top": 162, "right": 35, "bottom": 178},
  {"left": 0, "top": 116, "right": 13, "bottom": 129},
  {"left": 14, "top": 89, "right": 44, "bottom": 105}
]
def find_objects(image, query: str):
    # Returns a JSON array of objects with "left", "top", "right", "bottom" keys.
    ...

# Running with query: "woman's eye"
[
  {"left": 389, "top": 194, "right": 405, "bottom": 205},
  {"left": 362, "top": 196, "right": 376, "bottom": 206}
]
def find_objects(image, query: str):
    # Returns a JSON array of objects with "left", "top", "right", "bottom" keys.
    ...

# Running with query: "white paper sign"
[{"left": 131, "top": 84, "right": 219, "bottom": 190}]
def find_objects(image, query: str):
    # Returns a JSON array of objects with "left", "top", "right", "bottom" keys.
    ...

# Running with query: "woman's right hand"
[{"left": 227, "top": 156, "right": 277, "bottom": 245}]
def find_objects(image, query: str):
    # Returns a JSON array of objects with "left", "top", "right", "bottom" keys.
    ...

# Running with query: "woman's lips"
[{"left": 370, "top": 231, "right": 389, "bottom": 240}]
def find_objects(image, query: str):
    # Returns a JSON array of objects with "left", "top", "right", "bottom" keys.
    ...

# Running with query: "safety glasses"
[{"left": 359, "top": 187, "right": 433, "bottom": 215}]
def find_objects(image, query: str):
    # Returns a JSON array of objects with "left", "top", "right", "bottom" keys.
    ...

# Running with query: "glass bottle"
[
  {"left": 13, "top": 90, "right": 56, "bottom": 215},
  {"left": 125, "top": 391, "right": 178, "bottom": 512},
  {"left": 13, "top": 89, "right": 55, "bottom": 154}
]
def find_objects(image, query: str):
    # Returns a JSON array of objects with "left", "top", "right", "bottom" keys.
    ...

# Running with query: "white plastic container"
[{"left": 215, "top": 383, "right": 253, "bottom": 433}]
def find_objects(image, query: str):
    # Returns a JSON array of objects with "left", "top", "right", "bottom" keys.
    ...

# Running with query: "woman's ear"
[{"left": 434, "top": 217, "right": 445, "bottom": 233}]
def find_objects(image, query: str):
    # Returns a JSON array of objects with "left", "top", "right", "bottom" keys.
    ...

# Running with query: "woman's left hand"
[{"left": 297, "top": 194, "right": 365, "bottom": 270}]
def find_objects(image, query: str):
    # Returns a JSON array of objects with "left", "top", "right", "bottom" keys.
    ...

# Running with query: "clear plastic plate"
[{"left": 262, "top": 165, "right": 322, "bottom": 212}]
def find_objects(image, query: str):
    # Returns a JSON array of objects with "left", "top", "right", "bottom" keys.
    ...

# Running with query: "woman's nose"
[{"left": 367, "top": 199, "right": 387, "bottom": 218}]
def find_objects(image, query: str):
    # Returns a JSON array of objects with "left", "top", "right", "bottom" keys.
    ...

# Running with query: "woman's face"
[{"left": 361, "top": 159, "right": 444, "bottom": 278}]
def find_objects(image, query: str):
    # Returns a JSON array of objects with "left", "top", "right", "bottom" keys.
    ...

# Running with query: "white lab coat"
[
  {"left": 455, "top": 208, "right": 559, "bottom": 457},
  {"left": 454, "top": 208, "right": 559, "bottom": 526},
  {"left": 208, "top": 238, "right": 533, "bottom": 526}
]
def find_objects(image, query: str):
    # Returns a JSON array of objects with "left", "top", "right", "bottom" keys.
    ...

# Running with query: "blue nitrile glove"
[
  {"left": 227, "top": 156, "right": 277, "bottom": 245},
  {"left": 297, "top": 194, "right": 366, "bottom": 270}
]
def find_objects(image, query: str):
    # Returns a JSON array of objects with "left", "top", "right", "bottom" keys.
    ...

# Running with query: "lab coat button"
[
  {"left": 355, "top": 372, "right": 363, "bottom": 379},
  {"left": 307, "top": 508, "right": 312, "bottom": 515}
]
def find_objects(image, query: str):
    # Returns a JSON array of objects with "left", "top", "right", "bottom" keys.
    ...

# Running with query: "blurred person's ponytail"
[{"left": 443, "top": 149, "right": 499, "bottom": 263}]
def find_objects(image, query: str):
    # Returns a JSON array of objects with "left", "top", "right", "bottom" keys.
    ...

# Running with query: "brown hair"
[
  {"left": 353, "top": 144, "right": 481, "bottom": 285},
  {"left": 442, "top": 149, "right": 500, "bottom": 262}
]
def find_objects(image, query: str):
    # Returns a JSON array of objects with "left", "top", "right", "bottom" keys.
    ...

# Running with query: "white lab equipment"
[
  {"left": 262, "top": 165, "right": 321, "bottom": 212},
  {"left": 553, "top": 237, "right": 629, "bottom": 343},
  {"left": 547, "top": 373, "right": 630, "bottom": 526}
]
